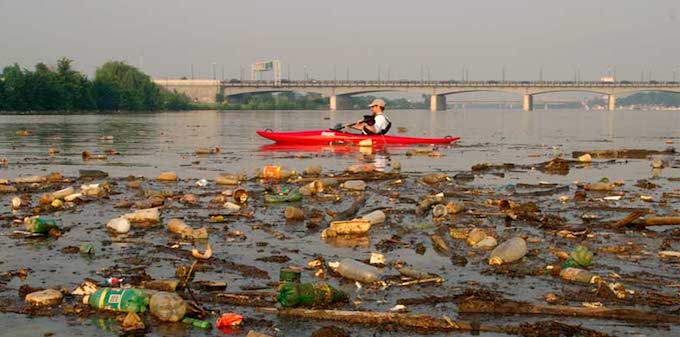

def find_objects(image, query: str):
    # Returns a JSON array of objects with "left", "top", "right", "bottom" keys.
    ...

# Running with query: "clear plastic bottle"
[
  {"left": 149, "top": 292, "right": 186, "bottom": 322},
  {"left": 257, "top": 165, "right": 296, "bottom": 180},
  {"left": 342, "top": 180, "right": 366, "bottom": 191},
  {"left": 84, "top": 288, "right": 149, "bottom": 313},
  {"left": 334, "top": 258, "right": 381, "bottom": 283},
  {"left": 560, "top": 267, "right": 600, "bottom": 284},
  {"left": 489, "top": 237, "right": 527, "bottom": 265}
]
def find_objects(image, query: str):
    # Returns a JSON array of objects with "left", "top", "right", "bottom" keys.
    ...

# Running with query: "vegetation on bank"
[
  {"left": 215, "top": 92, "right": 428, "bottom": 110},
  {"left": 616, "top": 92, "right": 680, "bottom": 107},
  {"left": 0, "top": 59, "right": 192, "bottom": 112}
]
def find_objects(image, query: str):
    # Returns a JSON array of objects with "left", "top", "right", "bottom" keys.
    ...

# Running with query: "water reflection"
[{"left": 1, "top": 109, "right": 679, "bottom": 180}]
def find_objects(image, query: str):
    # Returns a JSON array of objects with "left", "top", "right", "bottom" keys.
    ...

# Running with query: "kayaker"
[{"left": 350, "top": 98, "right": 391, "bottom": 135}]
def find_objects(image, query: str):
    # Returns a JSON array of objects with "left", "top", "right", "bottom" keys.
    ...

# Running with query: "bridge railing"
[{"left": 220, "top": 80, "right": 680, "bottom": 87}]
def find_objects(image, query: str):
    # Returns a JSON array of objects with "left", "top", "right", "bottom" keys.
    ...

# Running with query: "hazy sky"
[{"left": 1, "top": 0, "right": 679, "bottom": 81}]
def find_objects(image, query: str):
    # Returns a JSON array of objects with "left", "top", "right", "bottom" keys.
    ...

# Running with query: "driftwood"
[
  {"left": 256, "top": 307, "right": 504, "bottom": 333},
  {"left": 458, "top": 299, "right": 680, "bottom": 324},
  {"left": 635, "top": 217, "right": 680, "bottom": 227},
  {"left": 330, "top": 195, "right": 366, "bottom": 221},
  {"left": 572, "top": 148, "right": 675, "bottom": 159},
  {"left": 610, "top": 211, "right": 647, "bottom": 229}
]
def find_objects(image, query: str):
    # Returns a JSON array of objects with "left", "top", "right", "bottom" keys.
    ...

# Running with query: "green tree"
[
  {"left": 93, "top": 61, "right": 162, "bottom": 111},
  {"left": 56, "top": 58, "right": 96, "bottom": 110},
  {"left": 2, "top": 64, "right": 32, "bottom": 110}
]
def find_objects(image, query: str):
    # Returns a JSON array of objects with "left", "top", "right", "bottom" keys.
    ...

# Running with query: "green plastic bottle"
[
  {"left": 561, "top": 245, "right": 593, "bottom": 269},
  {"left": 264, "top": 188, "right": 303, "bottom": 203},
  {"left": 25, "top": 217, "right": 58, "bottom": 233},
  {"left": 276, "top": 282, "right": 347, "bottom": 308},
  {"left": 182, "top": 317, "right": 212, "bottom": 329},
  {"left": 84, "top": 288, "right": 149, "bottom": 313}
]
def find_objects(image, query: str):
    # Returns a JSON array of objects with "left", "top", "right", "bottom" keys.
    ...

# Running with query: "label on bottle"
[
  {"left": 262, "top": 166, "right": 281, "bottom": 179},
  {"left": 108, "top": 294, "right": 122, "bottom": 304}
]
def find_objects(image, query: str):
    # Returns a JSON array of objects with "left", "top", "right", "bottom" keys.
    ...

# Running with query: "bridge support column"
[
  {"left": 329, "top": 95, "right": 351, "bottom": 111},
  {"left": 430, "top": 95, "right": 446, "bottom": 111},
  {"left": 522, "top": 94, "right": 533, "bottom": 111},
  {"left": 607, "top": 94, "right": 616, "bottom": 111}
]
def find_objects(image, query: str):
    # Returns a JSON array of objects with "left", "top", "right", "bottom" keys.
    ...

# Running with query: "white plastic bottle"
[
  {"left": 489, "top": 237, "right": 527, "bottom": 265},
  {"left": 334, "top": 258, "right": 381, "bottom": 283}
]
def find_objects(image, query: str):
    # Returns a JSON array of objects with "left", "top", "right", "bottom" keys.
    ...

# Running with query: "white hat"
[{"left": 368, "top": 98, "right": 386, "bottom": 108}]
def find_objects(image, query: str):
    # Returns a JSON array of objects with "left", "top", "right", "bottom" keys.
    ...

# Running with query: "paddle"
[
  {"left": 331, "top": 115, "right": 375, "bottom": 131},
  {"left": 331, "top": 122, "right": 354, "bottom": 131}
]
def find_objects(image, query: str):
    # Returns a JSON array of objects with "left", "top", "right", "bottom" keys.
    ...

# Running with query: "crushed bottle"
[{"left": 149, "top": 291, "right": 186, "bottom": 322}]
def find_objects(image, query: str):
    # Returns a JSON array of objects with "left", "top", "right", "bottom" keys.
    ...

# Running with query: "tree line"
[{"left": 0, "top": 58, "right": 192, "bottom": 112}]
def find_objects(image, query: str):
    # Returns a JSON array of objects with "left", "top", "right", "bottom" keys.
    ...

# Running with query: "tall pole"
[
  {"left": 539, "top": 66, "right": 543, "bottom": 81},
  {"left": 420, "top": 64, "right": 424, "bottom": 83},
  {"left": 502, "top": 66, "right": 506, "bottom": 82},
  {"left": 221, "top": 66, "right": 224, "bottom": 81},
  {"left": 387, "top": 65, "right": 390, "bottom": 81},
  {"left": 212, "top": 63, "right": 216, "bottom": 80},
  {"left": 287, "top": 64, "right": 290, "bottom": 80},
  {"left": 377, "top": 65, "right": 381, "bottom": 82},
  {"left": 346, "top": 66, "right": 349, "bottom": 81},
  {"left": 333, "top": 64, "right": 337, "bottom": 82},
  {"left": 191, "top": 64, "right": 194, "bottom": 80}
]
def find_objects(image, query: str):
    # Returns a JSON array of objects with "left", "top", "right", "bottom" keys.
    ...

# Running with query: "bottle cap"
[{"left": 488, "top": 257, "right": 503, "bottom": 266}]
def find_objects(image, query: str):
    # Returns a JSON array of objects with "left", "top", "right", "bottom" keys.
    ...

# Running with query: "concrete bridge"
[{"left": 154, "top": 79, "right": 680, "bottom": 111}]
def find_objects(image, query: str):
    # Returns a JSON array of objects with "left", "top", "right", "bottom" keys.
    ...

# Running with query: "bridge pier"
[
  {"left": 607, "top": 94, "right": 616, "bottom": 111},
  {"left": 430, "top": 95, "right": 446, "bottom": 111},
  {"left": 329, "top": 95, "right": 351, "bottom": 111},
  {"left": 523, "top": 94, "right": 533, "bottom": 111}
]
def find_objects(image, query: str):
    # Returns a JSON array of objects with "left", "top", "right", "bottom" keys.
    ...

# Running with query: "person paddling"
[{"left": 349, "top": 98, "right": 391, "bottom": 135}]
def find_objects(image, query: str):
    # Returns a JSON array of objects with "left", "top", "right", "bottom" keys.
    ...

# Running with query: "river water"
[{"left": 0, "top": 108, "right": 679, "bottom": 337}]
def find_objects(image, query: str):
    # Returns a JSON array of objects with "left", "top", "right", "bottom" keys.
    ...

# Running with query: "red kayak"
[{"left": 257, "top": 129, "right": 459, "bottom": 145}]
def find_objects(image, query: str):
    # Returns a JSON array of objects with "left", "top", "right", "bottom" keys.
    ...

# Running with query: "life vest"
[{"left": 362, "top": 114, "right": 391, "bottom": 135}]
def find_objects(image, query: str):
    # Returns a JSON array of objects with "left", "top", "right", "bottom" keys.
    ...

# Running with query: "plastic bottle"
[
  {"left": 284, "top": 206, "right": 305, "bottom": 220},
  {"left": 84, "top": 288, "right": 149, "bottom": 313},
  {"left": 264, "top": 189, "right": 302, "bottom": 203},
  {"left": 561, "top": 245, "right": 593, "bottom": 269},
  {"left": 52, "top": 186, "right": 75, "bottom": 200},
  {"left": 341, "top": 180, "right": 366, "bottom": 191},
  {"left": 299, "top": 180, "right": 324, "bottom": 196},
  {"left": 182, "top": 317, "right": 212, "bottom": 329},
  {"left": 276, "top": 282, "right": 347, "bottom": 307},
  {"left": 360, "top": 210, "right": 386, "bottom": 225},
  {"left": 334, "top": 258, "right": 381, "bottom": 283},
  {"left": 560, "top": 267, "right": 600, "bottom": 283},
  {"left": 106, "top": 217, "right": 131, "bottom": 233},
  {"left": 258, "top": 165, "right": 296, "bottom": 180},
  {"left": 432, "top": 204, "right": 448, "bottom": 218},
  {"left": 233, "top": 188, "right": 249, "bottom": 204},
  {"left": 149, "top": 291, "right": 186, "bottom": 322},
  {"left": 488, "top": 237, "right": 527, "bottom": 265},
  {"left": 584, "top": 182, "right": 614, "bottom": 191},
  {"left": 321, "top": 219, "right": 371, "bottom": 238},
  {"left": 303, "top": 165, "right": 323, "bottom": 176},
  {"left": 346, "top": 164, "right": 374, "bottom": 173},
  {"left": 122, "top": 207, "right": 160, "bottom": 224},
  {"left": 422, "top": 173, "right": 449, "bottom": 185},
  {"left": 24, "top": 217, "right": 58, "bottom": 233}
]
